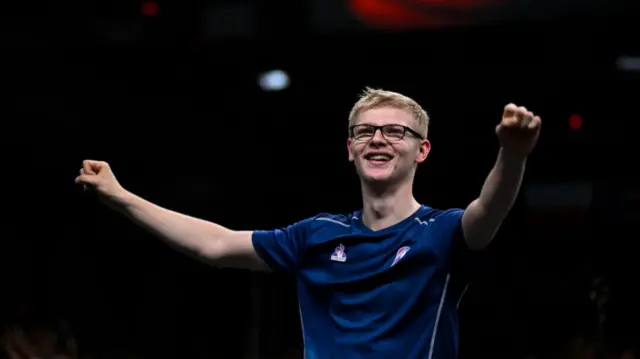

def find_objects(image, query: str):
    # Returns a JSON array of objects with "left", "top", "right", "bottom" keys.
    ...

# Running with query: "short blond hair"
[{"left": 348, "top": 88, "right": 430, "bottom": 138}]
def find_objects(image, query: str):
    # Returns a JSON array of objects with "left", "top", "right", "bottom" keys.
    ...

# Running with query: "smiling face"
[{"left": 348, "top": 106, "right": 431, "bottom": 187}]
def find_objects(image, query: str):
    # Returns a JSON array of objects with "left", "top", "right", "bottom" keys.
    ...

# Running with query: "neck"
[{"left": 360, "top": 179, "right": 420, "bottom": 231}]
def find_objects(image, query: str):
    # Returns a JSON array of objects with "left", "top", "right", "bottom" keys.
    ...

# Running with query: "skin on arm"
[
  {"left": 75, "top": 160, "right": 269, "bottom": 271},
  {"left": 462, "top": 149, "right": 526, "bottom": 250},
  {"left": 462, "top": 104, "right": 541, "bottom": 250}
]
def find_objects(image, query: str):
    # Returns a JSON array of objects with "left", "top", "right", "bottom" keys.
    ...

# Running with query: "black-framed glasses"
[{"left": 349, "top": 124, "right": 423, "bottom": 141}]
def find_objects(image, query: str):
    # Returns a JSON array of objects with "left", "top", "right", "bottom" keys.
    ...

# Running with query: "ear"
[
  {"left": 347, "top": 137, "right": 354, "bottom": 162},
  {"left": 415, "top": 139, "right": 431, "bottom": 164}
]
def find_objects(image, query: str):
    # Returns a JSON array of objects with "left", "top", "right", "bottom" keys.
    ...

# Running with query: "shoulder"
[
  {"left": 288, "top": 212, "right": 356, "bottom": 229},
  {"left": 306, "top": 212, "right": 356, "bottom": 230},
  {"left": 312, "top": 212, "right": 355, "bottom": 225},
  {"left": 417, "top": 206, "right": 464, "bottom": 221},
  {"left": 289, "top": 212, "right": 357, "bottom": 245},
  {"left": 414, "top": 206, "right": 466, "bottom": 255},
  {"left": 414, "top": 206, "right": 464, "bottom": 230}
]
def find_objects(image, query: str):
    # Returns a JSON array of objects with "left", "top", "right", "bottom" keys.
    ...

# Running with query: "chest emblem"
[
  {"left": 330, "top": 243, "right": 347, "bottom": 262},
  {"left": 391, "top": 246, "right": 411, "bottom": 267}
]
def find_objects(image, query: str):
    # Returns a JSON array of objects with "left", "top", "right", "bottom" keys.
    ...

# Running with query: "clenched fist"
[
  {"left": 496, "top": 103, "right": 541, "bottom": 158},
  {"left": 75, "top": 160, "right": 127, "bottom": 204}
]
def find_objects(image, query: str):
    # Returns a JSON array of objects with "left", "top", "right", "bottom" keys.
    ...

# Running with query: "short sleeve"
[
  {"left": 442, "top": 208, "right": 486, "bottom": 283},
  {"left": 436, "top": 208, "right": 465, "bottom": 242},
  {"left": 252, "top": 217, "right": 312, "bottom": 273},
  {"left": 429, "top": 208, "right": 483, "bottom": 306}
]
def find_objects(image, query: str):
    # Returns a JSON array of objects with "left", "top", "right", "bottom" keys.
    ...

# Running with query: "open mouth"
[{"left": 364, "top": 153, "right": 393, "bottom": 165}]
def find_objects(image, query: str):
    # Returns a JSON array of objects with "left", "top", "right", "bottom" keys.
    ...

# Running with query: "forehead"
[{"left": 356, "top": 107, "right": 414, "bottom": 127}]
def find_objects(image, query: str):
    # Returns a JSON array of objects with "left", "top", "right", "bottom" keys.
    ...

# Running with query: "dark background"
[{"left": 2, "top": 0, "right": 639, "bottom": 358}]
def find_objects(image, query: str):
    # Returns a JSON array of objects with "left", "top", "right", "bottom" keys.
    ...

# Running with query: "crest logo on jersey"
[
  {"left": 330, "top": 243, "right": 347, "bottom": 262},
  {"left": 391, "top": 246, "right": 411, "bottom": 267}
]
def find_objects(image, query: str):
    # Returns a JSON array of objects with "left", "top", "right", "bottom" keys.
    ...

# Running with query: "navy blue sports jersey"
[{"left": 252, "top": 205, "right": 476, "bottom": 359}]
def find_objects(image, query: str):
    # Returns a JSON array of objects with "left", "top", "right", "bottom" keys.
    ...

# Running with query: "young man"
[{"left": 75, "top": 88, "right": 541, "bottom": 359}]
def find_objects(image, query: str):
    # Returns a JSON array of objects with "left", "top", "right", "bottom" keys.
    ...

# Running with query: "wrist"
[
  {"left": 105, "top": 188, "right": 137, "bottom": 212},
  {"left": 498, "top": 147, "right": 528, "bottom": 165}
]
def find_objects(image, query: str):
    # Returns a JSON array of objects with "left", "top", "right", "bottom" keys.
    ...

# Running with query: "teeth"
[{"left": 369, "top": 155, "right": 391, "bottom": 161}]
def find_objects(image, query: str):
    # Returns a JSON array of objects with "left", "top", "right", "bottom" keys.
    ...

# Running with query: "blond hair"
[{"left": 348, "top": 88, "right": 430, "bottom": 138}]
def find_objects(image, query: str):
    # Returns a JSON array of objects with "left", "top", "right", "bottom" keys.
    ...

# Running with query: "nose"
[{"left": 369, "top": 128, "right": 387, "bottom": 145}]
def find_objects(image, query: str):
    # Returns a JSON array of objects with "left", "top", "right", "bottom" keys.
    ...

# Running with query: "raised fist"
[
  {"left": 496, "top": 103, "right": 541, "bottom": 158},
  {"left": 75, "top": 160, "right": 127, "bottom": 203}
]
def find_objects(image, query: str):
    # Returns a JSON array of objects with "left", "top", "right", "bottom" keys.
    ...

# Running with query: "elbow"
[
  {"left": 198, "top": 236, "right": 229, "bottom": 265},
  {"left": 462, "top": 200, "right": 501, "bottom": 250},
  {"left": 192, "top": 230, "right": 230, "bottom": 265},
  {"left": 196, "top": 229, "right": 252, "bottom": 269},
  {"left": 464, "top": 232, "right": 495, "bottom": 250}
]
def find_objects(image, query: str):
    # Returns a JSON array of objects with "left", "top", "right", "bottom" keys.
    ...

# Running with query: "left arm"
[
  {"left": 461, "top": 104, "right": 541, "bottom": 250},
  {"left": 462, "top": 149, "right": 526, "bottom": 250}
]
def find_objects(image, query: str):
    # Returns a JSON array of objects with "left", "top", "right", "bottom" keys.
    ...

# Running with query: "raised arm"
[
  {"left": 461, "top": 104, "right": 541, "bottom": 250},
  {"left": 75, "top": 160, "right": 268, "bottom": 271}
]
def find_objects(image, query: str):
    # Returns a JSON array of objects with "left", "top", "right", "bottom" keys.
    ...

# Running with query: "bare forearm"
[
  {"left": 114, "top": 191, "right": 237, "bottom": 262},
  {"left": 76, "top": 160, "right": 262, "bottom": 269},
  {"left": 463, "top": 148, "right": 526, "bottom": 248},
  {"left": 478, "top": 148, "right": 525, "bottom": 214},
  {"left": 463, "top": 103, "right": 540, "bottom": 248}
]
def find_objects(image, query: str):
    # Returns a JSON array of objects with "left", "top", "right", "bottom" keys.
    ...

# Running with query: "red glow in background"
[{"left": 349, "top": 0, "right": 507, "bottom": 29}]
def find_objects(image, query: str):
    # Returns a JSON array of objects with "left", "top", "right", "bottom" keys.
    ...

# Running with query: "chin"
[{"left": 361, "top": 170, "right": 394, "bottom": 184}]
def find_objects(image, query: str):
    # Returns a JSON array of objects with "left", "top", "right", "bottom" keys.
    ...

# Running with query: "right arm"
[
  {"left": 115, "top": 191, "right": 268, "bottom": 271},
  {"left": 76, "top": 160, "right": 268, "bottom": 271}
]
